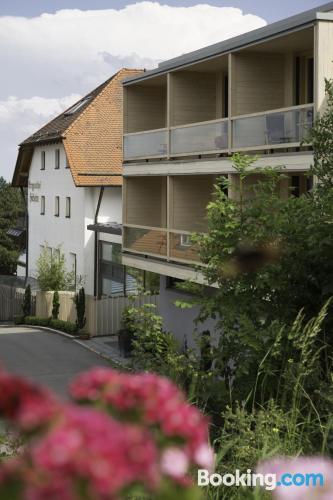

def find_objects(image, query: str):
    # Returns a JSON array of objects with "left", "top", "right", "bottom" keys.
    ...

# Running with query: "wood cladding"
[
  {"left": 170, "top": 175, "right": 216, "bottom": 232},
  {"left": 124, "top": 86, "right": 166, "bottom": 133},
  {"left": 125, "top": 177, "right": 167, "bottom": 227},
  {"left": 170, "top": 72, "right": 218, "bottom": 126},
  {"left": 231, "top": 53, "right": 285, "bottom": 116}
]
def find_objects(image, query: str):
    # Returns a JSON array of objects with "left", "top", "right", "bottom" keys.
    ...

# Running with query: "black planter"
[{"left": 118, "top": 328, "right": 134, "bottom": 358}]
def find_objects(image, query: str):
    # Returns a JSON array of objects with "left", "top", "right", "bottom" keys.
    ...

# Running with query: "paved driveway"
[{"left": 0, "top": 326, "right": 109, "bottom": 398}]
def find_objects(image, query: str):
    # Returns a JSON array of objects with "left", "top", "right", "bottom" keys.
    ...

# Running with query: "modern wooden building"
[{"left": 121, "top": 2, "right": 333, "bottom": 342}]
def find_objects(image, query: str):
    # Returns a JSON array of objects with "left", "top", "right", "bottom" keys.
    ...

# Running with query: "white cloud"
[
  {"left": 0, "top": 2, "right": 267, "bottom": 179},
  {"left": 0, "top": 94, "right": 81, "bottom": 179}
]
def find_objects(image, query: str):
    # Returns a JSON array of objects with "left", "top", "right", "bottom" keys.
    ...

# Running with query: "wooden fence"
[
  {"left": 35, "top": 291, "right": 159, "bottom": 337},
  {"left": 0, "top": 284, "right": 36, "bottom": 321},
  {"left": 86, "top": 294, "right": 159, "bottom": 337}
]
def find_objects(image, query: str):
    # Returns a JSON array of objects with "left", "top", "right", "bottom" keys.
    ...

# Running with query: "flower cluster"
[
  {"left": 0, "top": 369, "right": 61, "bottom": 432},
  {"left": 1, "top": 406, "right": 159, "bottom": 499},
  {"left": 70, "top": 368, "right": 213, "bottom": 474},
  {"left": 0, "top": 367, "right": 213, "bottom": 499}
]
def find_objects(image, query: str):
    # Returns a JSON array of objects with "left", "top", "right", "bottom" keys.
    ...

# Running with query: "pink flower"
[
  {"left": 161, "top": 448, "right": 189, "bottom": 478},
  {"left": 70, "top": 368, "right": 212, "bottom": 473},
  {"left": 31, "top": 406, "right": 160, "bottom": 497},
  {"left": 194, "top": 443, "right": 214, "bottom": 471},
  {"left": 0, "top": 369, "right": 61, "bottom": 432},
  {"left": 257, "top": 456, "right": 333, "bottom": 500}
]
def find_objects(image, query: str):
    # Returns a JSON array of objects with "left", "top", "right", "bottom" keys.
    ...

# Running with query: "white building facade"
[{"left": 27, "top": 143, "right": 121, "bottom": 295}]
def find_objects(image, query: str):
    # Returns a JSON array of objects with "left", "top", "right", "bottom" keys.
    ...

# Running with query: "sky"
[{"left": 0, "top": 0, "right": 327, "bottom": 180}]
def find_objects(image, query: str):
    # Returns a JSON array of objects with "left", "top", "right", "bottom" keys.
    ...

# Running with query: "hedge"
[{"left": 14, "top": 316, "right": 79, "bottom": 335}]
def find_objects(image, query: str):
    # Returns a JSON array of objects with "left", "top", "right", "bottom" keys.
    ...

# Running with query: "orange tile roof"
[{"left": 12, "top": 68, "right": 143, "bottom": 187}]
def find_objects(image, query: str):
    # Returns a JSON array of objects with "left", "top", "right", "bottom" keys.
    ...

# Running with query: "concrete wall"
[
  {"left": 158, "top": 276, "right": 218, "bottom": 349},
  {"left": 28, "top": 143, "right": 122, "bottom": 295}
]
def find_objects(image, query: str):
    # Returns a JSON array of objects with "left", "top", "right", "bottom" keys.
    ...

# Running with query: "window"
[
  {"left": 40, "top": 196, "right": 45, "bottom": 215},
  {"left": 54, "top": 196, "right": 60, "bottom": 216},
  {"left": 306, "top": 176, "right": 314, "bottom": 192},
  {"left": 291, "top": 176, "right": 300, "bottom": 198},
  {"left": 66, "top": 197, "right": 71, "bottom": 218},
  {"left": 180, "top": 234, "right": 192, "bottom": 248},
  {"left": 55, "top": 149, "right": 60, "bottom": 169},
  {"left": 65, "top": 155, "right": 70, "bottom": 169},
  {"left": 98, "top": 241, "right": 159, "bottom": 297},
  {"left": 64, "top": 96, "right": 91, "bottom": 116},
  {"left": 41, "top": 151, "right": 46, "bottom": 170},
  {"left": 307, "top": 57, "right": 314, "bottom": 103},
  {"left": 69, "top": 252, "right": 77, "bottom": 290}
]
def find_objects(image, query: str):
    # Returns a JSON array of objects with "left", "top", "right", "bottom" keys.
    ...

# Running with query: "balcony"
[
  {"left": 123, "top": 104, "right": 313, "bottom": 161},
  {"left": 123, "top": 226, "right": 201, "bottom": 264},
  {"left": 231, "top": 104, "right": 313, "bottom": 151},
  {"left": 123, "top": 175, "right": 215, "bottom": 265},
  {"left": 124, "top": 129, "right": 168, "bottom": 160},
  {"left": 170, "top": 119, "right": 228, "bottom": 156}
]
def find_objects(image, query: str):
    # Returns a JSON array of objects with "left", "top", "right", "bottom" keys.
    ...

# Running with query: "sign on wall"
[{"left": 28, "top": 181, "right": 41, "bottom": 202}]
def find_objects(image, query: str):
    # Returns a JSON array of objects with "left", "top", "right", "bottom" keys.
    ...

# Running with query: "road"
[{"left": 0, "top": 325, "right": 109, "bottom": 398}]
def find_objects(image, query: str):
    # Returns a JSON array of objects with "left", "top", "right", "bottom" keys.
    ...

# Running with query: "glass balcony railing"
[
  {"left": 123, "top": 226, "right": 167, "bottom": 257},
  {"left": 169, "top": 232, "right": 201, "bottom": 263},
  {"left": 124, "top": 129, "right": 168, "bottom": 160},
  {"left": 170, "top": 119, "right": 228, "bottom": 155},
  {"left": 123, "top": 226, "right": 202, "bottom": 264},
  {"left": 231, "top": 104, "right": 313, "bottom": 150},
  {"left": 123, "top": 104, "right": 313, "bottom": 160}
]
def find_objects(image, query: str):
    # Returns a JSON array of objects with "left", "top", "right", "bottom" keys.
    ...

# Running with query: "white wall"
[
  {"left": 28, "top": 143, "right": 122, "bottom": 295},
  {"left": 158, "top": 276, "right": 218, "bottom": 350}
]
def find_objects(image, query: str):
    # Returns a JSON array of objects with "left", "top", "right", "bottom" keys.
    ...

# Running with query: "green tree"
[
  {"left": 74, "top": 287, "right": 86, "bottom": 330},
  {"left": 0, "top": 177, "right": 24, "bottom": 275},
  {"left": 22, "top": 284, "right": 32, "bottom": 317},
  {"left": 36, "top": 246, "right": 74, "bottom": 291},
  {"left": 52, "top": 291, "right": 60, "bottom": 320},
  {"left": 178, "top": 82, "right": 333, "bottom": 408}
]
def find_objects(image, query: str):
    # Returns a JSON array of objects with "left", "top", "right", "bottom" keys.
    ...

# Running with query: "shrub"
[
  {"left": 20, "top": 316, "right": 78, "bottom": 335},
  {"left": 74, "top": 287, "right": 86, "bottom": 331},
  {"left": 51, "top": 291, "right": 60, "bottom": 320},
  {"left": 36, "top": 245, "right": 75, "bottom": 291},
  {"left": 24, "top": 316, "right": 50, "bottom": 327},
  {"left": 13, "top": 315, "right": 25, "bottom": 325},
  {"left": 49, "top": 319, "right": 78, "bottom": 335},
  {"left": 22, "top": 285, "right": 31, "bottom": 317},
  {"left": 122, "top": 302, "right": 198, "bottom": 392}
]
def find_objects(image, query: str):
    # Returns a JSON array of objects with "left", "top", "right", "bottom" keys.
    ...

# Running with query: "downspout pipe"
[
  {"left": 20, "top": 187, "right": 28, "bottom": 286},
  {"left": 93, "top": 187, "right": 104, "bottom": 297}
]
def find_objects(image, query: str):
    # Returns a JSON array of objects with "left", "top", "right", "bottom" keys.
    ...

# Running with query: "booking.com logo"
[{"left": 198, "top": 469, "right": 325, "bottom": 490}]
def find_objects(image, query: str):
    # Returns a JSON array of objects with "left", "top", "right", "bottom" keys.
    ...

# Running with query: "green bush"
[
  {"left": 22, "top": 316, "right": 78, "bottom": 335},
  {"left": 13, "top": 315, "right": 25, "bottom": 325},
  {"left": 74, "top": 287, "right": 86, "bottom": 331},
  {"left": 24, "top": 316, "right": 50, "bottom": 327},
  {"left": 49, "top": 319, "right": 78, "bottom": 335},
  {"left": 22, "top": 285, "right": 32, "bottom": 317},
  {"left": 52, "top": 291, "right": 60, "bottom": 320}
]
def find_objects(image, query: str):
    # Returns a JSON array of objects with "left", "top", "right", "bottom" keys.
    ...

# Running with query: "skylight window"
[{"left": 64, "top": 96, "right": 91, "bottom": 116}]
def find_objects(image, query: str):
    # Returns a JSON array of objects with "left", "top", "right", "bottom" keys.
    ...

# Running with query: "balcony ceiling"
[
  {"left": 177, "top": 55, "right": 228, "bottom": 73},
  {"left": 242, "top": 26, "right": 313, "bottom": 53}
]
